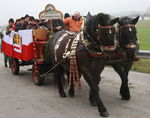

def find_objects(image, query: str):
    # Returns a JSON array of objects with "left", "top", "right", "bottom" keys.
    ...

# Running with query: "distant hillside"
[
  {"left": 111, "top": 11, "right": 144, "bottom": 17},
  {"left": 111, "top": 6, "right": 150, "bottom": 18}
]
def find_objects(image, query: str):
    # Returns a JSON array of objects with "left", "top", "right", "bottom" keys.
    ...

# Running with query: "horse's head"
[
  {"left": 118, "top": 16, "right": 139, "bottom": 58},
  {"left": 86, "top": 13, "right": 118, "bottom": 51}
]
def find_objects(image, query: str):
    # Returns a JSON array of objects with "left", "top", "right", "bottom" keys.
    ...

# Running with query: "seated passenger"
[
  {"left": 47, "top": 19, "right": 66, "bottom": 33},
  {"left": 63, "top": 11, "right": 83, "bottom": 33},
  {"left": 6, "top": 18, "right": 15, "bottom": 35},
  {"left": 38, "top": 19, "right": 47, "bottom": 29},
  {"left": 15, "top": 19, "right": 20, "bottom": 25},
  {"left": 64, "top": 13, "right": 70, "bottom": 19},
  {"left": 15, "top": 17, "right": 24, "bottom": 31},
  {"left": 22, "top": 14, "right": 30, "bottom": 30},
  {"left": 64, "top": 13, "right": 70, "bottom": 30},
  {"left": 27, "top": 17, "right": 37, "bottom": 29}
]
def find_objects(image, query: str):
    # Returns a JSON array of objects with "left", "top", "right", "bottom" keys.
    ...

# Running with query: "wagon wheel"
[
  {"left": 11, "top": 58, "right": 20, "bottom": 75},
  {"left": 32, "top": 61, "right": 44, "bottom": 86}
]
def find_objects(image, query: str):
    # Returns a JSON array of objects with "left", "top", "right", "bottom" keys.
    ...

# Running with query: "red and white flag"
[{"left": 2, "top": 30, "right": 34, "bottom": 61}]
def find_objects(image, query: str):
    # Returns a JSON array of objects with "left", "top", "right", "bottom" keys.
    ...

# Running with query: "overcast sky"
[{"left": 0, "top": 0, "right": 150, "bottom": 25}]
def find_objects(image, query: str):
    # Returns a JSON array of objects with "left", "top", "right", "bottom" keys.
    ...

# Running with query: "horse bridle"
[
  {"left": 120, "top": 24, "right": 135, "bottom": 29},
  {"left": 97, "top": 25, "right": 115, "bottom": 36},
  {"left": 119, "top": 24, "right": 139, "bottom": 49},
  {"left": 82, "top": 25, "right": 117, "bottom": 58},
  {"left": 96, "top": 25, "right": 117, "bottom": 51}
]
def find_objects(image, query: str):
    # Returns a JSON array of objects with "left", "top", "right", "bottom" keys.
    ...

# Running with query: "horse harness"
[
  {"left": 54, "top": 31, "right": 82, "bottom": 89},
  {"left": 53, "top": 28, "right": 117, "bottom": 89},
  {"left": 119, "top": 24, "right": 139, "bottom": 49},
  {"left": 83, "top": 25, "right": 117, "bottom": 58},
  {"left": 42, "top": 24, "right": 137, "bottom": 86},
  {"left": 118, "top": 24, "right": 139, "bottom": 56},
  {"left": 40, "top": 31, "right": 82, "bottom": 89}
]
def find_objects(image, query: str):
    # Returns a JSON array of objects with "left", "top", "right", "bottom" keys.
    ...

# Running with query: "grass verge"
[{"left": 131, "top": 59, "right": 150, "bottom": 74}]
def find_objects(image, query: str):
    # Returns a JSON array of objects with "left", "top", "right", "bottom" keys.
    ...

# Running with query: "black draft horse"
[
  {"left": 49, "top": 13, "right": 118, "bottom": 117},
  {"left": 110, "top": 16, "right": 139, "bottom": 100}
]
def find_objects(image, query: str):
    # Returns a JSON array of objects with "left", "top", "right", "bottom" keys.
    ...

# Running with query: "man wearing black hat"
[{"left": 6, "top": 18, "right": 15, "bottom": 35}]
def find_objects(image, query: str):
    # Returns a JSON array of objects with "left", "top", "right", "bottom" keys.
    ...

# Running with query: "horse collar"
[{"left": 82, "top": 39, "right": 104, "bottom": 58}]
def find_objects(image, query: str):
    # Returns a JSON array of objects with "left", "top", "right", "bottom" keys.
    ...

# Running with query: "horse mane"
[
  {"left": 118, "top": 16, "right": 132, "bottom": 25},
  {"left": 86, "top": 13, "right": 111, "bottom": 41}
]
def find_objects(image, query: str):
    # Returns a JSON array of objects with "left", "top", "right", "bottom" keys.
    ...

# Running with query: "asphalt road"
[{"left": 0, "top": 53, "right": 150, "bottom": 118}]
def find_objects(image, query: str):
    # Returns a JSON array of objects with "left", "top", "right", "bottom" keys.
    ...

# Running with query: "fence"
[{"left": 137, "top": 50, "right": 150, "bottom": 59}]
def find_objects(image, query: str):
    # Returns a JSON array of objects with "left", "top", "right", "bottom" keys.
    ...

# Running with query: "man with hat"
[{"left": 64, "top": 11, "right": 83, "bottom": 33}]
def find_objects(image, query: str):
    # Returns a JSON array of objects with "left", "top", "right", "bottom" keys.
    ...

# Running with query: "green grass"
[
  {"left": 131, "top": 21, "right": 150, "bottom": 73},
  {"left": 136, "top": 20, "right": 150, "bottom": 50},
  {"left": 131, "top": 59, "right": 150, "bottom": 74}
]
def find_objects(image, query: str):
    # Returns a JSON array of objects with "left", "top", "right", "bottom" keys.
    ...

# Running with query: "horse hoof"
[
  {"left": 121, "top": 96, "right": 130, "bottom": 101},
  {"left": 59, "top": 91, "right": 66, "bottom": 97},
  {"left": 120, "top": 93, "right": 130, "bottom": 100},
  {"left": 100, "top": 111, "right": 109, "bottom": 117},
  {"left": 68, "top": 91, "right": 74, "bottom": 97},
  {"left": 120, "top": 88, "right": 130, "bottom": 100}
]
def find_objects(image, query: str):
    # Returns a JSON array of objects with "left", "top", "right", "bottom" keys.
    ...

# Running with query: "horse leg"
[
  {"left": 112, "top": 64, "right": 130, "bottom": 100},
  {"left": 54, "top": 67, "right": 66, "bottom": 97},
  {"left": 124, "top": 61, "right": 133, "bottom": 77},
  {"left": 82, "top": 71, "right": 109, "bottom": 117},
  {"left": 89, "top": 74, "right": 101, "bottom": 107},
  {"left": 89, "top": 88, "right": 97, "bottom": 106},
  {"left": 122, "top": 61, "right": 133, "bottom": 98},
  {"left": 68, "top": 80, "right": 75, "bottom": 97}
]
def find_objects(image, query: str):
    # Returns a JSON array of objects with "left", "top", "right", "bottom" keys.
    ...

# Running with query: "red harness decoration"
[
  {"left": 115, "top": 52, "right": 127, "bottom": 59},
  {"left": 89, "top": 52, "right": 104, "bottom": 57},
  {"left": 68, "top": 33, "right": 81, "bottom": 89}
]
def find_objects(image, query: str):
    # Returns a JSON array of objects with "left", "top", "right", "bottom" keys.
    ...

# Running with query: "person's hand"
[
  {"left": 56, "top": 26, "right": 62, "bottom": 30},
  {"left": 9, "top": 28, "right": 14, "bottom": 31}
]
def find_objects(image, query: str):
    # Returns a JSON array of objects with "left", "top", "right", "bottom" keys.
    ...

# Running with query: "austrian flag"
[{"left": 2, "top": 30, "right": 34, "bottom": 61}]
